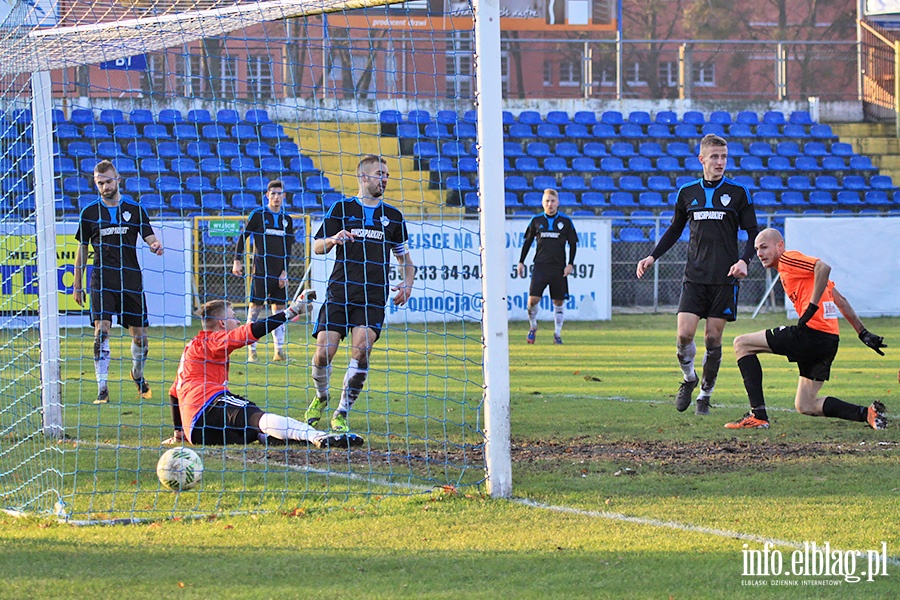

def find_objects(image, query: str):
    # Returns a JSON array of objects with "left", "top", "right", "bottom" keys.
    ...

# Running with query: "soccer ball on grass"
[{"left": 157, "top": 447, "right": 203, "bottom": 491}]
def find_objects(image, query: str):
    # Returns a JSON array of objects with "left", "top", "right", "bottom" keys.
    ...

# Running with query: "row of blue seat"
[
  {"left": 43, "top": 154, "right": 320, "bottom": 178},
  {"left": 46, "top": 121, "right": 288, "bottom": 143},
  {"left": 48, "top": 173, "right": 334, "bottom": 197},
  {"left": 382, "top": 108, "right": 816, "bottom": 128},
  {"left": 41, "top": 108, "right": 277, "bottom": 128}
]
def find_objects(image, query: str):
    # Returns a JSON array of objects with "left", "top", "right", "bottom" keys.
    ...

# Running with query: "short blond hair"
[
  {"left": 357, "top": 155, "right": 387, "bottom": 176},
  {"left": 197, "top": 299, "right": 230, "bottom": 328},
  {"left": 699, "top": 133, "right": 727, "bottom": 150},
  {"left": 542, "top": 188, "right": 559, "bottom": 199}
]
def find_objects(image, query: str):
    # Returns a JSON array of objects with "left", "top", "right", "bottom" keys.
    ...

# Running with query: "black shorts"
[
  {"left": 529, "top": 265, "right": 569, "bottom": 301},
  {"left": 766, "top": 325, "right": 840, "bottom": 381},
  {"left": 249, "top": 275, "right": 288, "bottom": 306},
  {"left": 678, "top": 281, "right": 739, "bottom": 322},
  {"left": 90, "top": 288, "right": 149, "bottom": 328},
  {"left": 189, "top": 392, "right": 265, "bottom": 445},
  {"left": 313, "top": 301, "right": 384, "bottom": 341}
]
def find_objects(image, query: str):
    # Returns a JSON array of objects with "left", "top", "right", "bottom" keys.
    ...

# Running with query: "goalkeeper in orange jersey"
[
  {"left": 163, "top": 298, "right": 363, "bottom": 448},
  {"left": 725, "top": 228, "right": 887, "bottom": 430}
]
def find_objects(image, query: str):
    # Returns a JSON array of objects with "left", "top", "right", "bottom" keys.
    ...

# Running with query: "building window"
[
  {"left": 693, "top": 61, "right": 716, "bottom": 87},
  {"left": 658, "top": 61, "right": 677, "bottom": 87},
  {"left": 625, "top": 61, "right": 646, "bottom": 87},
  {"left": 247, "top": 54, "right": 274, "bottom": 100},
  {"left": 143, "top": 54, "right": 168, "bottom": 95},
  {"left": 543, "top": 61, "right": 553, "bottom": 87},
  {"left": 448, "top": 32, "right": 474, "bottom": 98},
  {"left": 559, "top": 60, "right": 580, "bottom": 87}
]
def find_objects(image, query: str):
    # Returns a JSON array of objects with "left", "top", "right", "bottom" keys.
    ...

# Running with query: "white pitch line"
[{"left": 513, "top": 498, "right": 900, "bottom": 567}]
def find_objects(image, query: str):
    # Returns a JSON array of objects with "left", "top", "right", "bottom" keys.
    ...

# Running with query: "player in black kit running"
[
  {"left": 517, "top": 188, "right": 578, "bottom": 345},
  {"left": 636, "top": 133, "right": 759, "bottom": 416},
  {"left": 303, "top": 156, "right": 416, "bottom": 434},
  {"left": 232, "top": 179, "right": 295, "bottom": 362}
]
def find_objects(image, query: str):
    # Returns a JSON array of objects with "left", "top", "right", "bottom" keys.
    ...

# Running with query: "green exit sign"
[{"left": 208, "top": 220, "right": 242, "bottom": 237}]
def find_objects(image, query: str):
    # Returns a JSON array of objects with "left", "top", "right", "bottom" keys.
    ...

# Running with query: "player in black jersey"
[
  {"left": 304, "top": 156, "right": 415, "bottom": 434},
  {"left": 636, "top": 134, "right": 759, "bottom": 416},
  {"left": 232, "top": 180, "right": 295, "bottom": 362},
  {"left": 517, "top": 189, "right": 578, "bottom": 344},
  {"left": 72, "top": 160, "right": 164, "bottom": 404}
]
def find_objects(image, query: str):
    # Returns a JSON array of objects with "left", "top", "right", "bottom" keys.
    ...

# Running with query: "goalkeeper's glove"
[
  {"left": 858, "top": 328, "right": 887, "bottom": 356},
  {"left": 797, "top": 302, "right": 818, "bottom": 328},
  {"left": 284, "top": 290, "right": 317, "bottom": 321}
]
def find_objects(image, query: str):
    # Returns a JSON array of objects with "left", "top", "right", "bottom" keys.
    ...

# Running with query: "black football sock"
[
  {"left": 822, "top": 396, "right": 867, "bottom": 422},
  {"left": 737, "top": 355, "right": 768, "bottom": 421}
]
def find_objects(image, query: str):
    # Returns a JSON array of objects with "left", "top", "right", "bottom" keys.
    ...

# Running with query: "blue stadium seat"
[
  {"left": 582, "top": 143, "right": 608, "bottom": 158},
  {"left": 260, "top": 123, "right": 287, "bottom": 140},
  {"left": 55, "top": 123, "right": 80, "bottom": 141},
  {"left": 755, "top": 123, "right": 783, "bottom": 138},
  {"left": 849, "top": 156, "right": 877, "bottom": 172},
  {"left": 457, "top": 157, "right": 478, "bottom": 174},
  {"left": 814, "top": 175, "right": 841, "bottom": 191},
  {"left": 281, "top": 175, "right": 303, "bottom": 193},
  {"left": 810, "top": 124, "right": 836, "bottom": 139},
  {"left": 125, "top": 176, "right": 153, "bottom": 194},
  {"left": 736, "top": 111, "right": 759, "bottom": 126},
  {"left": 216, "top": 142, "right": 241, "bottom": 159},
  {"left": 138, "top": 193, "right": 166, "bottom": 212},
  {"left": 794, "top": 156, "right": 823, "bottom": 172},
  {"left": 557, "top": 191, "right": 578, "bottom": 206},
  {"left": 760, "top": 176, "right": 786, "bottom": 191},
  {"left": 379, "top": 110, "right": 403, "bottom": 135},
  {"left": 682, "top": 111, "right": 705, "bottom": 125},
  {"left": 727, "top": 123, "right": 753, "bottom": 138},
  {"left": 603, "top": 209, "right": 629, "bottom": 227},
  {"left": 609, "top": 191, "right": 636, "bottom": 208},
  {"left": 618, "top": 227, "right": 649, "bottom": 243},
  {"left": 767, "top": 156, "right": 794, "bottom": 172},
  {"left": 591, "top": 123, "right": 617, "bottom": 138},
  {"left": 413, "top": 141, "right": 439, "bottom": 161},
  {"left": 306, "top": 175, "right": 335, "bottom": 193},
  {"left": 201, "top": 124, "right": 228, "bottom": 140},
  {"left": 229, "top": 157, "right": 257, "bottom": 175},
  {"left": 656, "top": 156, "right": 684, "bottom": 172},
  {"left": 246, "top": 176, "right": 268, "bottom": 194},
  {"left": 666, "top": 142, "right": 693, "bottom": 157},
  {"left": 504, "top": 192, "right": 520, "bottom": 207},
  {"left": 96, "top": 141, "right": 124, "bottom": 159},
  {"left": 274, "top": 142, "right": 300, "bottom": 159},
  {"left": 600, "top": 111, "right": 624, "bottom": 126},
  {"left": 600, "top": 157, "right": 625, "bottom": 172},
  {"left": 546, "top": 111, "right": 571, "bottom": 125},
  {"left": 99, "top": 109, "right": 126, "bottom": 126},
  {"left": 787, "top": 175, "right": 813, "bottom": 192},
  {"left": 287, "top": 191, "right": 319, "bottom": 211},
  {"left": 783, "top": 124, "right": 810, "bottom": 138},
  {"left": 503, "top": 141, "right": 526, "bottom": 157},
  {"left": 628, "top": 111, "right": 651, "bottom": 125},
  {"left": 172, "top": 124, "right": 200, "bottom": 141},
  {"left": 763, "top": 111, "right": 786, "bottom": 126},
  {"left": 526, "top": 142, "right": 552, "bottom": 158},
  {"left": 517, "top": 110, "right": 542, "bottom": 126},
  {"left": 502, "top": 111, "right": 515, "bottom": 127},
  {"left": 515, "top": 157, "right": 541, "bottom": 173},
  {"left": 505, "top": 176, "right": 531, "bottom": 194},
  {"left": 619, "top": 123, "right": 645, "bottom": 138},
  {"left": 590, "top": 175, "right": 616, "bottom": 192},
  {"left": 684, "top": 156, "right": 702, "bottom": 172},
  {"left": 143, "top": 124, "right": 171, "bottom": 141},
  {"left": 708, "top": 111, "right": 732, "bottom": 125},
  {"left": 555, "top": 142, "right": 581, "bottom": 158},
  {"left": 610, "top": 142, "right": 636, "bottom": 158},
  {"left": 126, "top": 141, "right": 154, "bottom": 159},
  {"left": 628, "top": 157, "right": 654, "bottom": 173},
  {"left": 157, "top": 141, "right": 183, "bottom": 159},
  {"left": 739, "top": 156, "right": 765, "bottom": 172},
  {"left": 655, "top": 111, "right": 678, "bottom": 124},
  {"left": 789, "top": 111, "right": 813, "bottom": 125},
  {"left": 646, "top": 123, "right": 673, "bottom": 139},
  {"left": 186, "top": 141, "right": 215, "bottom": 159},
  {"left": 864, "top": 190, "right": 891, "bottom": 206},
  {"left": 639, "top": 142, "right": 665, "bottom": 158},
  {"left": 424, "top": 123, "right": 452, "bottom": 140},
  {"left": 216, "top": 175, "right": 243, "bottom": 193},
  {"left": 532, "top": 175, "right": 558, "bottom": 190},
  {"left": 674, "top": 124, "right": 700, "bottom": 138},
  {"left": 157, "top": 109, "right": 183, "bottom": 126},
  {"left": 753, "top": 191, "right": 779, "bottom": 208},
  {"left": 573, "top": 111, "right": 598, "bottom": 126},
  {"left": 544, "top": 156, "right": 571, "bottom": 173},
  {"left": 155, "top": 176, "right": 182, "bottom": 194},
  {"left": 231, "top": 193, "right": 257, "bottom": 211},
  {"left": 170, "top": 193, "right": 199, "bottom": 211},
  {"left": 701, "top": 123, "right": 725, "bottom": 136},
  {"left": 870, "top": 175, "right": 895, "bottom": 190},
  {"left": 129, "top": 109, "right": 154, "bottom": 126},
  {"left": 581, "top": 192, "right": 606, "bottom": 207},
  {"left": 564, "top": 123, "right": 592, "bottom": 141},
  {"left": 53, "top": 157, "right": 77, "bottom": 176},
  {"left": 836, "top": 191, "right": 863, "bottom": 207},
  {"left": 776, "top": 141, "right": 801, "bottom": 158},
  {"left": 508, "top": 123, "right": 536, "bottom": 140},
  {"left": 571, "top": 157, "right": 598, "bottom": 172},
  {"left": 199, "top": 192, "right": 229, "bottom": 212},
  {"left": 732, "top": 175, "right": 758, "bottom": 191},
  {"left": 79, "top": 157, "right": 101, "bottom": 175},
  {"left": 198, "top": 158, "right": 227, "bottom": 176},
  {"left": 289, "top": 156, "right": 320, "bottom": 175},
  {"left": 638, "top": 192, "right": 665, "bottom": 208},
  {"left": 435, "top": 110, "right": 458, "bottom": 127},
  {"left": 454, "top": 122, "right": 477, "bottom": 140},
  {"left": 444, "top": 141, "right": 472, "bottom": 158},
  {"left": 244, "top": 109, "right": 271, "bottom": 126},
  {"left": 231, "top": 124, "right": 257, "bottom": 141},
  {"left": 748, "top": 142, "right": 775, "bottom": 157},
  {"left": 171, "top": 158, "right": 200, "bottom": 176},
  {"left": 561, "top": 175, "right": 588, "bottom": 193},
  {"left": 246, "top": 141, "right": 273, "bottom": 159},
  {"left": 780, "top": 191, "right": 806, "bottom": 208},
  {"left": 617, "top": 176, "right": 645, "bottom": 192},
  {"left": 187, "top": 109, "right": 213, "bottom": 125},
  {"left": 70, "top": 108, "right": 95, "bottom": 127},
  {"left": 809, "top": 191, "right": 835, "bottom": 208},
  {"left": 83, "top": 124, "right": 111, "bottom": 140},
  {"left": 842, "top": 175, "right": 867, "bottom": 191},
  {"left": 111, "top": 157, "right": 138, "bottom": 176},
  {"left": 647, "top": 175, "right": 674, "bottom": 192},
  {"left": 216, "top": 109, "right": 241, "bottom": 126},
  {"left": 522, "top": 192, "right": 543, "bottom": 207},
  {"left": 830, "top": 142, "right": 854, "bottom": 157}
]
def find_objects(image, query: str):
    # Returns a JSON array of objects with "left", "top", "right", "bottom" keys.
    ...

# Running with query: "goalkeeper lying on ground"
[{"left": 163, "top": 298, "right": 363, "bottom": 448}]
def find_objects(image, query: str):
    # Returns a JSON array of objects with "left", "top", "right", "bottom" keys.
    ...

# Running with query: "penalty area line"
[{"left": 513, "top": 498, "right": 900, "bottom": 567}]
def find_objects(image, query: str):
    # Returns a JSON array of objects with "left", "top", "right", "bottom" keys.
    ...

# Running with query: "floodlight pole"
[{"left": 474, "top": 0, "right": 513, "bottom": 498}]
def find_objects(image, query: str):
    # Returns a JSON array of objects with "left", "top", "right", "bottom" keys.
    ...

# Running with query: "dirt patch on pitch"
[
  {"left": 510, "top": 437, "right": 897, "bottom": 474},
  {"left": 236, "top": 437, "right": 896, "bottom": 479}
]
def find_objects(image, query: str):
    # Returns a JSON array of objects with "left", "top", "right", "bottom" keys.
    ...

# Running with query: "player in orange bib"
[{"left": 726, "top": 228, "right": 888, "bottom": 430}]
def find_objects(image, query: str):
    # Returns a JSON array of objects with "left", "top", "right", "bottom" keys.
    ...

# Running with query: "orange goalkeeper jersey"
[
  {"left": 777, "top": 250, "right": 840, "bottom": 336},
  {"left": 168, "top": 323, "right": 259, "bottom": 443}
]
